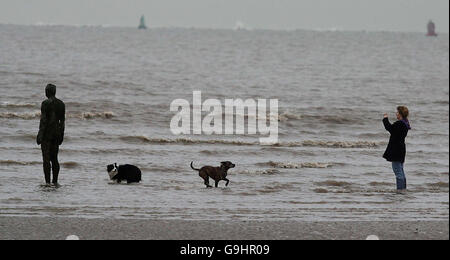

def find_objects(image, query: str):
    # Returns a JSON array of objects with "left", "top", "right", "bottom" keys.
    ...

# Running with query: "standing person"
[
  {"left": 382, "top": 106, "right": 411, "bottom": 193},
  {"left": 36, "top": 84, "right": 66, "bottom": 185}
]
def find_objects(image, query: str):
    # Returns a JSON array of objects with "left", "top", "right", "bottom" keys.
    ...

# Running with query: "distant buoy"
[
  {"left": 366, "top": 235, "right": 380, "bottom": 240},
  {"left": 427, "top": 20, "right": 438, "bottom": 37},
  {"left": 138, "top": 15, "right": 147, "bottom": 30},
  {"left": 66, "top": 235, "right": 80, "bottom": 240}
]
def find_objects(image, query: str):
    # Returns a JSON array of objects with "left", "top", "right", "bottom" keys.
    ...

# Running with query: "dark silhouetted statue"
[{"left": 37, "top": 84, "right": 66, "bottom": 185}]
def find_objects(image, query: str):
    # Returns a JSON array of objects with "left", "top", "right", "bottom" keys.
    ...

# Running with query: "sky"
[{"left": 0, "top": 0, "right": 448, "bottom": 32}]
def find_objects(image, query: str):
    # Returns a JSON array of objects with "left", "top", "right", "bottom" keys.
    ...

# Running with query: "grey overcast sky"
[{"left": 0, "top": 0, "right": 448, "bottom": 32}]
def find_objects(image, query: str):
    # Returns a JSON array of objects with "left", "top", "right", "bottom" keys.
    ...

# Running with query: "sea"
[{"left": 0, "top": 24, "right": 448, "bottom": 221}]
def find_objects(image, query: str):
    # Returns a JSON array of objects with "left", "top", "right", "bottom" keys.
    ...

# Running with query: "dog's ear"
[{"left": 114, "top": 163, "right": 117, "bottom": 168}]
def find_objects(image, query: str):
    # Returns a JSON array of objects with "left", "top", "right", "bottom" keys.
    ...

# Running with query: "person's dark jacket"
[
  {"left": 37, "top": 85, "right": 65, "bottom": 145},
  {"left": 382, "top": 118, "right": 410, "bottom": 163}
]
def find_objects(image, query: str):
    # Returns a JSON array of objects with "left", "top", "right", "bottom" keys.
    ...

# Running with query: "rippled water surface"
[{"left": 0, "top": 25, "right": 448, "bottom": 221}]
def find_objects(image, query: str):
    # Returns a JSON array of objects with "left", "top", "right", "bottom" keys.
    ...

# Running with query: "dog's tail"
[{"left": 190, "top": 161, "right": 200, "bottom": 171}]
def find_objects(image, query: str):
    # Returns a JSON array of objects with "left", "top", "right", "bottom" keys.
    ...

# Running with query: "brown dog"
[{"left": 191, "top": 161, "right": 235, "bottom": 188}]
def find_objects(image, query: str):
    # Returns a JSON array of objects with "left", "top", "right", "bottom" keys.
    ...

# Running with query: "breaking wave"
[
  {"left": 256, "top": 161, "right": 335, "bottom": 169},
  {"left": 0, "top": 111, "right": 41, "bottom": 120},
  {"left": 238, "top": 169, "right": 281, "bottom": 175},
  {"left": 288, "top": 140, "right": 381, "bottom": 148},
  {"left": 0, "top": 111, "right": 115, "bottom": 120},
  {"left": 72, "top": 111, "right": 115, "bottom": 119},
  {"left": 0, "top": 102, "right": 36, "bottom": 108},
  {"left": 278, "top": 111, "right": 302, "bottom": 122},
  {"left": 119, "top": 136, "right": 259, "bottom": 146},
  {"left": 119, "top": 135, "right": 381, "bottom": 148}
]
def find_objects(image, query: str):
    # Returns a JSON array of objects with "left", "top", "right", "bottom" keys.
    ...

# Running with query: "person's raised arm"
[{"left": 382, "top": 114, "right": 393, "bottom": 133}]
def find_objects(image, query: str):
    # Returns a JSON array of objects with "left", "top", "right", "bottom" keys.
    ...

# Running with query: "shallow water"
[{"left": 0, "top": 25, "right": 448, "bottom": 221}]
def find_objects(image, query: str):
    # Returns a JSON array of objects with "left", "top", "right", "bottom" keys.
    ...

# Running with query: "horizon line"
[{"left": 0, "top": 22, "right": 449, "bottom": 34}]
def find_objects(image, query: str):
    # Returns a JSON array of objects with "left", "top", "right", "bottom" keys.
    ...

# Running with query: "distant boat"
[
  {"left": 427, "top": 20, "right": 437, "bottom": 37},
  {"left": 138, "top": 15, "right": 147, "bottom": 29},
  {"left": 234, "top": 21, "right": 251, "bottom": 31}
]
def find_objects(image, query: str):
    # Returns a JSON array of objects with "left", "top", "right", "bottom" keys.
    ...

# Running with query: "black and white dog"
[{"left": 107, "top": 163, "right": 142, "bottom": 184}]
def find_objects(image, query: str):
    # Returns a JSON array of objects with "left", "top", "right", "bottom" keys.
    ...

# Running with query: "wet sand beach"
[{"left": 0, "top": 217, "right": 447, "bottom": 240}]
